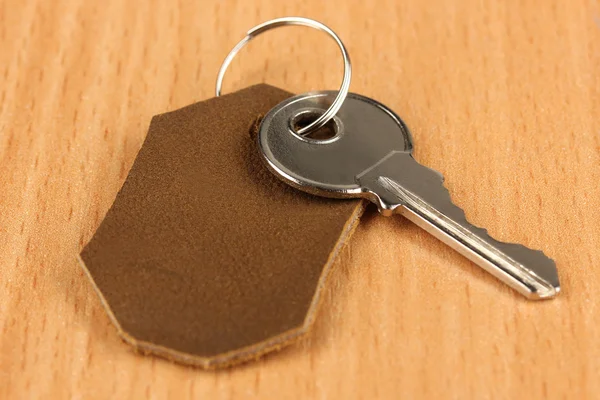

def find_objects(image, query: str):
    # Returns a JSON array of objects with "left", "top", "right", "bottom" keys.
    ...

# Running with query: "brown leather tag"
[{"left": 79, "top": 84, "right": 364, "bottom": 368}]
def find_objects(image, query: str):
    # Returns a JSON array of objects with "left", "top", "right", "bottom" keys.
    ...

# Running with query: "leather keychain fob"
[{"left": 79, "top": 84, "right": 364, "bottom": 369}]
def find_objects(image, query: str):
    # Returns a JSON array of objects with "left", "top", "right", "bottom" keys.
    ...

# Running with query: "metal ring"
[{"left": 215, "top": 17, "right": 352, "bottom": 136}]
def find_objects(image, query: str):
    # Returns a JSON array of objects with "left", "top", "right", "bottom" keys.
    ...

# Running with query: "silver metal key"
[{"left": 258, "top": 91, "right": 559, "bottom": 299}]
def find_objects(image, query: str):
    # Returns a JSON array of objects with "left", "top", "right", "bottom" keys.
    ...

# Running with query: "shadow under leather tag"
[{"left": 79, "top": 84, "right": 365, "bottom": 368}]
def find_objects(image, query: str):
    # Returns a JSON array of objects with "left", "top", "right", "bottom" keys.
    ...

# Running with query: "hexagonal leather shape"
[{"left": 78, "top": 84, "right": 364, "bottom": 368}]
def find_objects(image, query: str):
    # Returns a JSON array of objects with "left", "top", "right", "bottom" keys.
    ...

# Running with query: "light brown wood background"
[{"left": 1, "top": 0, "right": 599, "bottom": 398}]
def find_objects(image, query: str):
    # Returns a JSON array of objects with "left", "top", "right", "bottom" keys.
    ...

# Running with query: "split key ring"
[{"left": 215, "top": 17, "right": 352, "bottom": 136}]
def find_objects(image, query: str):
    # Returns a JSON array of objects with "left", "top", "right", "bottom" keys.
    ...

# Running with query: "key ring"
[{"left": 215, "top": 17, "right": 352, "bottom": 136}]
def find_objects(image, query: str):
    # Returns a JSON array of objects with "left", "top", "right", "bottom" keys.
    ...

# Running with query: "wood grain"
[{"left": 1, "top": 0, "right": 599, "bottom": 398}]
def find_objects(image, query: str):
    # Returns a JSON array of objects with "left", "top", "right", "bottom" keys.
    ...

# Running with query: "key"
[{"left": 258, "top": 91, "right": 559, "bottom": 299}]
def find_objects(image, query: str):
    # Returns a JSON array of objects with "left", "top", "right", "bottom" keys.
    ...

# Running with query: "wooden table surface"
[{"left": 1, "top": 0, "right": 599, "bottom": 398}]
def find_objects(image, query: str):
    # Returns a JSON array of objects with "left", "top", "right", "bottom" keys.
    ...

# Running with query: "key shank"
[{"left": 356, "top": 151, "right": 560, "bottom": 299}]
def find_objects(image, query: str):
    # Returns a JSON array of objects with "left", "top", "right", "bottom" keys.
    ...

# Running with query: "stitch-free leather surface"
[{"left": 79, "top": 84, "right": 364, "bottom": 368}]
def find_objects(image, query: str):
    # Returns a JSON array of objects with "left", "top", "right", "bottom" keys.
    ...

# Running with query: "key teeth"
[
  {"left": 439, "top": 186, "right": 559, "bottom": 290},
  {"left": 376, "top": 175, "right": 560, "bottom": 294},
  {"left": 427, "top": 179, "right": 560, "bottom": 291},
  {"left": 404, "top": 173, "right": 554, "bottom": 253}
]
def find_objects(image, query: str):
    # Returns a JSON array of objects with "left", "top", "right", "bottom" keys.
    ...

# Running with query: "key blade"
[
  {"left": 379, "top": 176, "right": 559, "bottom": 299},
  {"left": 357, "top": 151, "right": 560, "bottom": 299}
]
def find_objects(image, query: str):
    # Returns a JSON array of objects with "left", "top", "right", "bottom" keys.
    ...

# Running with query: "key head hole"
[{"left": 290, "top": 109, "right": 339, "bottom": 141}]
